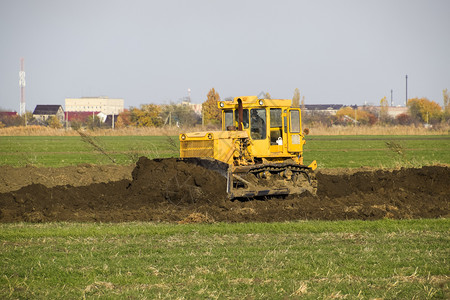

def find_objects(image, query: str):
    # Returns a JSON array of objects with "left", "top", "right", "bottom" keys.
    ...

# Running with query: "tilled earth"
[{"left": 0, "top": 157, "right": 448, "bottom": 223}]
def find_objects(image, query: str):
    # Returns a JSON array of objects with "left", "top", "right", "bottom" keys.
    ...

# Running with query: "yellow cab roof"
[{"left": 219, "top": 96, "right": 292, "bottom": 109}]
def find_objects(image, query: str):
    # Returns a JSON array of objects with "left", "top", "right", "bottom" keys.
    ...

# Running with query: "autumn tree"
[
  {"left": 379, "top": 96, "right": 389, "bottom": 122},
  {"left": 131, "top": 104, "right": 163, "bottom": 127},
  {"left": 443, "top": 89, "right": 450, "bottom": 121},
  {"left": 336, "top": 106, "right": 357, "bottom": 125},
  {"left": 395, "top": 113, "right": 413, "bottom": 125},
  {"left": 115, "top": 116, "right": 125, "bottom": 129},
  {"left": 335, "top": 106, "right": 377, "bottom": 126},
  {"left": 444, "top": 89, "right": 449, "bottom": 111},
  {"left": 0, "top": 113, "right": 21, "bottom": 127},
  {"left": 265, "top": 92, "right": 272, "bottom": 99},
  {"left": 115, "top": 109, "right": 131, "bottom": 128},
  {"left": 407, "top": 97, "right": 442, "bottom": 124},
  {"left": 354, "top": 109, "right": 377, "bottom": 125},
  {"left": 202, "top": 88, "right": 221, "bottom": 125},
  {"left": 47, "top": 115, "right": 63, "bottom": 129}
]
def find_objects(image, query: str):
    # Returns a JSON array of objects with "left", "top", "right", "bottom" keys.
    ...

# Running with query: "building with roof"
[
  {"left": 32, "top": 105, "right": 64, "bottom": 123},
  {"left": 65, "top": 97, "right": 124, "bottom": 115},
  {"left": 0, "top": 111, "right": 18, "bottom": 117}
]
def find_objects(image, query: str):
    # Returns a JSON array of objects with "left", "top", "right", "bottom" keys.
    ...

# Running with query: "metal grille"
[{"left": 180, "top": 140, "right": 214, "bottom": 158}]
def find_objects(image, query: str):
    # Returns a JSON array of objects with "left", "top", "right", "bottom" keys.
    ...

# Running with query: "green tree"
[
  {"left": 70, "top": 120, "right": 82, "bottom": 130},
  {"left": 202, "top": 88, "right": 221, "bottom": 125},
  {"left": 20, "top": 111, "right": 34, "bottom": 126},
  {"left": 161, "top": 103, "right": 200, "bottom": 127},
  {"left": 86, "top": 115, "right": 102, "bottom": 130}
]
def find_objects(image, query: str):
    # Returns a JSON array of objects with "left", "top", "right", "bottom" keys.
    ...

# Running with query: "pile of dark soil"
[
  {"left": 0, "top": 157, "right": 448, "bottom": 223},
  {"left": 0, "top": 164, "right": 134, "bottom": 193}
]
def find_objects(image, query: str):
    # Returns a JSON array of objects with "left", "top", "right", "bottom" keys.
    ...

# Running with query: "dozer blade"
[
  {"left": 228, "top": 163, "right": 317, "bottom": 199},
  {"left": 180, "top": 157, "right": 230, "bottom": 178},
  {"left": 180, "top": 158, "right": 317, "bottom": 200}
]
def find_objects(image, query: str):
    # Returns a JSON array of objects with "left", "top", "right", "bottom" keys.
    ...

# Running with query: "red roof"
[
  {"left": 0, "top": 111, "right": 18, "bottom": 117},
  {"left": 66, "top": 111, "right": 100, "bottom": 122}
]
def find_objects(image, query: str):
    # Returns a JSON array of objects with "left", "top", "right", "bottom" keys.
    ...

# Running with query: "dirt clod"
[{"left": 0, "top": 157, "right": 448, "bottom": 223}]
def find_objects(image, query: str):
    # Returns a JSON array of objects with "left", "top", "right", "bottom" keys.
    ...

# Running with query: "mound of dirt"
[
  {"left": 0, "top": 164, "right": 134, "bottom": 193},
  {"left": 128, "top": 157, "right": 227, "bottom": 205},
  {"left": 0, "top": 157, "right": 448, "bottom": 223}
]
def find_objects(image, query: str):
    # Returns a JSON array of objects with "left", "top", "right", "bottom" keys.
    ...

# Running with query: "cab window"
[
  {"left": 290, "top": 110, "right": 300, "bottom": 133},
  {"left": 250, "top": 109, "right": 266, "bottom": 140},
  {"left": 270, "top": 108, "right": 282, "bottom": 127},
  {"left": 224, "top": 110, "right": 234, "bottom": 130},
  {"left": 270, "top": 108, "right": 282, "bottom": 145}
]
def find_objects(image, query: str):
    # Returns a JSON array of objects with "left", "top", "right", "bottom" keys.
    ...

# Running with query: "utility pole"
[
  {"left": 391, "top": 89, "right": 393, "bottom": 106},
  {"left": 19, "top": 58, "right": 26, "bottom": 125}
]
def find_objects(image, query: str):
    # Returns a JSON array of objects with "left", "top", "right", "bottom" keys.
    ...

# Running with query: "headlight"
[
  {"left": 207, "top": 133, "right": 213, "bottom": 139},
  {"left": 219, "top": 102, "right": 224, "bottom": 107},
  {"left": 180, "top": 134, "right": 186, "bottom": 140},
  {"left": 259, "top": 100, "right": 264, "bottom": 106}
]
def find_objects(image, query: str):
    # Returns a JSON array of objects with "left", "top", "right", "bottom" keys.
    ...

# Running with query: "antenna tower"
[{"left": 19, "top": 58, "right": 26, "bottom": 116}]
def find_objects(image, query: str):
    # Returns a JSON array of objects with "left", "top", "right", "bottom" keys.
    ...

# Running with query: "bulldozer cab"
[{"left": 220, "top": 96, "right": 305, "bottom": 163}]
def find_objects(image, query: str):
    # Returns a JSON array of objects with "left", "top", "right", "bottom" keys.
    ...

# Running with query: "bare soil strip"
[{"left": 0, "top": 157, "right": 448, "bottom": 223}]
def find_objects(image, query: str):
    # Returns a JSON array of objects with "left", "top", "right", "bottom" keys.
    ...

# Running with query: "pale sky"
[{"left": 1, "top": 0, "right": 449, "bottom": 112}]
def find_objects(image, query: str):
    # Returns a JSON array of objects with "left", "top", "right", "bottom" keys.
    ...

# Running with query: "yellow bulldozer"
[{"left": 179, "top": 95, "right": 317, "bottom": 199}]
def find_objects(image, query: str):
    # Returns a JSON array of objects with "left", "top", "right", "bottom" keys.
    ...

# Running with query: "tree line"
[{"left": 1, "top": 88, "right": 449, "bottom": 129}]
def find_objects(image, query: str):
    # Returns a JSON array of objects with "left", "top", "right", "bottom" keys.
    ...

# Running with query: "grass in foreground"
[{"left": 0, "top": 219, "right": 448, "bottom": 299}]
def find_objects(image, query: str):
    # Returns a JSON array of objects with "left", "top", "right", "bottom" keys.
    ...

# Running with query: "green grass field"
[
  {"left": 0, "top": 135, "right": 449, "bottom": 168},
  {"left": 1, "top": 219, "right": 448, "bottom": 299}
]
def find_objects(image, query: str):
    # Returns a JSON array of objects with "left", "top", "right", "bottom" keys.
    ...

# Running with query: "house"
[{"left": 32, "top": 105, "right": 65, "bottom": 123}]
